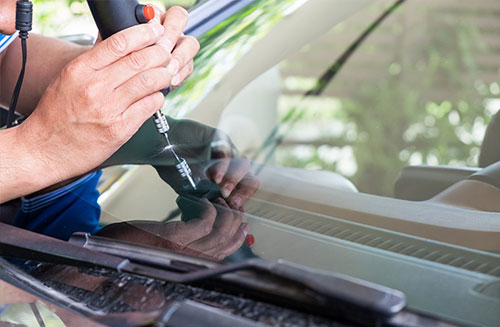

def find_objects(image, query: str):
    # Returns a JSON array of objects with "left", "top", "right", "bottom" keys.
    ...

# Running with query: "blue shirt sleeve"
[
  {"left": 13, "top": 171, "right": 103, "bottom": 241},
  {"left": 0, "top": 32, "right": 18, "bottom": 54}
]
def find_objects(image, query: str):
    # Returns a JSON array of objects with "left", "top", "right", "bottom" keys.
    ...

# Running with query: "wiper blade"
[
  {"left": 0, "top": 257, "right": 262, "bottom": 327},
  {"left": 0, "top": 223, "right": 405, "bottom": 325},
  {"left": 69, "top": 232, "right": 406, "bottom": 324}
]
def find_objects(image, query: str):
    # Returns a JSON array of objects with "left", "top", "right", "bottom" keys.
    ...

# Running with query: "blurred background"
[{"left": 32, "top": 0, "right": 500, "bottom": 197}]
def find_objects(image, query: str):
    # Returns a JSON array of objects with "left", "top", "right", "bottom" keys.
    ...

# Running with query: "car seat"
[{"left": 394, "top": 109, "right": 500, "bottom": 201}]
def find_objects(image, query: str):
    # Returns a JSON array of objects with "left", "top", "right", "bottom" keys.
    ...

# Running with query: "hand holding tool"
[{"left": 87, "top": 0, "right": 197, "bottom": 190}]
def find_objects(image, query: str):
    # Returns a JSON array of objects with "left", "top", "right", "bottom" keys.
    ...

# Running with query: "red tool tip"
[
  {"left": 246, "top": 234, "right": 255, "bottom": 246},
  {"left": 144, "top": 5, "right": 155, "bottom": 21}
]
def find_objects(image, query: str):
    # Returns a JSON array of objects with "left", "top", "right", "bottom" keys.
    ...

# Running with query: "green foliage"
[
  {"left": 32, "top": 0, "right": 195, "bottom": 35},
  {"left": 274, "top": 3, "right": 496, "bottom": 196}
]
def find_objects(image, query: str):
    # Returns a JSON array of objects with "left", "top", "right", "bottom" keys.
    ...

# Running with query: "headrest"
[{"left": 479, "top": 110, "right": 500, "bottom": 168}]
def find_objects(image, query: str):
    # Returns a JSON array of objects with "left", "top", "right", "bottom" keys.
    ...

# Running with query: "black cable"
[
  {"left": 6, "top": 38, "right": 27, "bottom": 128},
  {"left": 6, "top": 0, "right": 32, "bottom": 128}
]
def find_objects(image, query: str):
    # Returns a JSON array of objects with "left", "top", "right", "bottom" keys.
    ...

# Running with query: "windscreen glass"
[{"left": 1, "top": 1, "right": 499, "bottom": 327}]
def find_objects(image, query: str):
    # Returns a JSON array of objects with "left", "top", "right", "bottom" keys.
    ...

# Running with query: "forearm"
[
  {"left": 0, "top": 125, "right": 60, "bottom": 203},
  {"left": 0, "top": 34, "right": 90, "bottom": 116}
]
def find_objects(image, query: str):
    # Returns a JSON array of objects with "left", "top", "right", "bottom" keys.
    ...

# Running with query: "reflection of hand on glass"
[
  {"left": 147, "top": 119, "right": 260, "bottom": 208},
  {"left": 0, "top": 281, "right": 38, "bottom": 305},
  {"left": 96, "top": 198, "right": 249, "bottom": 261},
  {"left": 206, "top": 156, "right": 260, "bottom": 210}
]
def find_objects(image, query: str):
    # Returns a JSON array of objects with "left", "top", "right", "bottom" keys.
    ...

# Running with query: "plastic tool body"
[{"left": 87, "top": 0, "right": 197, "bottom": 190}]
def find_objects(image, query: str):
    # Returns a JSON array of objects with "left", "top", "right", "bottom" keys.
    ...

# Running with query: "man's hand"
[
  {"left": 97, "top": 198, "right": 249, "bottom": 262},
  {"left": 1, "top": 7, "right": 199, "bottom": 202},
  {"left": 152, "top": 6, "right": 199, "bottom": 88},
  {"left": 205, "top": 136, "right": 260, "bottom": 210}
]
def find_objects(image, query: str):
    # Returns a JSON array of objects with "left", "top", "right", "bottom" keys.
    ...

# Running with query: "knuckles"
[
  {"left": 126, "top": 51, "right": 148, "bottom": 71},
  {"left": 80, "top": 81, "right": 102, "bottom": 102},
  {"left": 140, "top": 93, "right": 164, "bottom": 114},
  {"left": 138, "top": 72, "right": 156, "bottom": 91},
  {"left": 61, "top": 59, "right": 84, "bottom": 80},
  {"left": 107, "top": 33, "right": 128, "bottom": 56}
]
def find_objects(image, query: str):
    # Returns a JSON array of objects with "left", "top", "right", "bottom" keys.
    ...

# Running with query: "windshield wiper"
[
  {"left": 69, "top": 235, "right": 463, "bottom": 327},
  {"left": 0, "top": 257, "right": 262, "bottom": 327},
  {"left": 0, "top": 222, "right": 405, "bottom": 326},
  {"left": 0, "top": 223, "right": 466, "bottom": 326}
]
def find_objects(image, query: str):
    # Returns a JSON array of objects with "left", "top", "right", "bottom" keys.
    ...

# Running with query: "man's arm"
[{"left": 0, "top": 34, "right": 90, "bottom": 116}]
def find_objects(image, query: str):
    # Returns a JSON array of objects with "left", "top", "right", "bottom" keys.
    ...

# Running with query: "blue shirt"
[
  {"left": 0, "top": 32, "right": 18, "bottom": 54},
  {"left": 14, "top": 171, "right": 103, "bottom": 241}
]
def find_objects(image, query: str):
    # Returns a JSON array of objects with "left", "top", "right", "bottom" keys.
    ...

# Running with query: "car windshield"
[{"left": 1, "top": 0, "right": 499, "bottom": 326}]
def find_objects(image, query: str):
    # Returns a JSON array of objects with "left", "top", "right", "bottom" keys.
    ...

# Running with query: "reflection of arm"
[{"left": 0, "top": 34, "right": 89, "bottom": 116}]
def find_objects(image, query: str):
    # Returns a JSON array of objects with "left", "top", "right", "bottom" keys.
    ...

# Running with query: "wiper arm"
[
  {"left": 69, "top": 232, "right": 406, "bottom": 324},
  {"left": 0, "top": 223, "right": 405, "bottom": 325},
  {"left": 0, "top": 258, "right": 262, "bottom": 327}
]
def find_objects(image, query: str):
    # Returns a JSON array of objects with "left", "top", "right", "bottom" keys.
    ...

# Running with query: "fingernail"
[
  {"left": 166, "top": 59, "right": 179, "bottom": 75},
  {"left": 231, "top": 197, "right": 241, "bottom": 208},
  {"left": 151, "top": 22, "right": 165, "bottom": 37},
  {"left": 157, "top": 37, "right": 173, "bottom": 52},
  {"left": 171, "top": 74, "right": 181, "bottom": 86},
  {"left": 221, "top": 183, "right": 234, "bottom": 198}
]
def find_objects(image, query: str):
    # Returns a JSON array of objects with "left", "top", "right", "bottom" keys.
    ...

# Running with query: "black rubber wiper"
[
  {"left": 0, "top": 223, "right": 405, "bottom": 326},
  {"left": 70, "top": 233, "right": 405, "bottom": 318},
  {"left": 68, "top": 234, "right": 464, "bottom": 327},
  {"left": 0, "top": 257, "right": 261, "bottom": 327},
  {"left": 68, "top": 233, "right": 407, "bottom": 326}
]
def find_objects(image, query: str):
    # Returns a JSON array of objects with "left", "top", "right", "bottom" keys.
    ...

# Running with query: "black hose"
[{"left": 6, "top": 38, "right": 27, "bottom": 128}]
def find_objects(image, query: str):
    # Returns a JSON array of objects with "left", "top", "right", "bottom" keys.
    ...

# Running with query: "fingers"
[
  {"left": 121, "top": 92, "right": 165, "bottom": 134},
  {"left": 168, "top": 35, "right": 200, "bottom": 77},
  {"left": 227, "top": 174, "right": 260, "bottom": 209},
  {"left": 80, "top": 22, "right": 165, "bottom": 71},
  {"left": 219, "top": 158, "right": 252, "bottom": 198},
  {"left": 159, "top": 6, "right": 189, "bottom": 54},
  {"left": 206, "top": 158, "right": 231, "bottom": 185},
  {"left": 218, "top": 223, "right": 249, "bottom": 259},
  {"left": 116, "top": 67, "right": 172, "bottom": 109},
  {"left": 186, "top": 198, "right": 244, "bottom": 257},
  {"left": 172, "top": 60, "right": 194, "bottom": 87},
  {"left": 181, "top": 198, "right": 217, "bottom": 240},
  {"left": 211, "top": 198, "right": 242, "bottom": 240},
  {"left": 103, "top": 43, "right": 172, "bottom": 89}
]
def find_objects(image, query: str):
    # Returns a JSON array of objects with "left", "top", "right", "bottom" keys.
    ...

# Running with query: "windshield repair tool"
[{"left": 87, "top": 0, "right": 197, "bottom": 191}]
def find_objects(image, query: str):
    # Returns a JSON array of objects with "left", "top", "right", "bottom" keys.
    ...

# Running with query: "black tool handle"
[
  {"left": 87, "top": 0, "right": 141, "bottom": 40},
  {"left": 87, "top": 0, "right": 171, "bottom": 98}
]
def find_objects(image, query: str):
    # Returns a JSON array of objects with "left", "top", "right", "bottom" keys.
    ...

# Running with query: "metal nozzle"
[
  {"left": 153, "top": 111, "right": 170, "bottom": 134},
  {"left": 153, "top": 111, "right": 197, "bottom": 191},
  {"left": 176, "top": 158, "right": 197, "bottom": 190}
]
